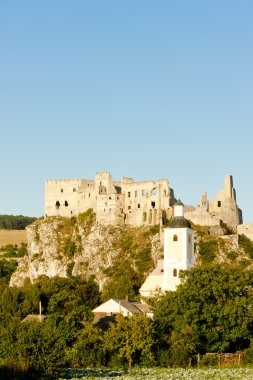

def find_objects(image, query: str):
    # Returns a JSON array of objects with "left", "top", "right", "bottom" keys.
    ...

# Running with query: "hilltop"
[{"left": 10, "top": 210, "right": 253, "bottom": 295}]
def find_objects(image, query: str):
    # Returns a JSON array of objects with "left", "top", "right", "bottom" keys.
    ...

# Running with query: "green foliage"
[
  {"left": 66, "top": 261, "right": 75, "bottom": 277},
  {"left": 199, "top": 354, "right": 219, "bottom": 367},
  {"left": 0, "top": 215, "right": 37, "bottom": 230},
  {"left": 198, "top": 239, "right": 218, "bottom": 264},
  {"left": 16, "top": 319, "right": 65, "bottom": 376},
  {"left": 78, "top": 209, "right": 96, "bottom": 235},
  {"left": 168, "top": 327, "right": 197, "bottom": 367},
  {"left": 63, "top": 238, "right": 77, "bottom": 258},
  {"left": 154, "top": 265, "right": 253, "bottom": 355},
  {"left": 102, "top": 259, "right": 143, "bottom": 301},
  {"left": 239, "top": 234, "right": 253, "bottom": 259},
  {"left": 103, "top": 314, "right": 155, "bottom": 369},
  {"left": 102, "top": 226, "right": 157, "bottom": 300},
  {"left": 0, "top": 243, "right": 28, "bottom": 258},
  {"left": 150, "top": 225, "right": 160, "bottom": 235},
  {"left": 0, "top": 260, "right": 18, "bottom": 284},
  {"left": 71, "top": 323, "right": 105, "bottom": 367},
  {"left": 226, "top": 251, "right": 238, "bottom": 261}
]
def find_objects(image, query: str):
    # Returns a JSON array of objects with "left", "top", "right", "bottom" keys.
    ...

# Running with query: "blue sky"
[{"left": 0, "top": 1, "right": 253, "bottom": 223}]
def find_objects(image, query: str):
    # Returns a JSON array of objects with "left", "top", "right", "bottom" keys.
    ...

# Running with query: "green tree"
[
  {"left": 16, "top": 319, "right": 65, "bottom": 376},
  {"left": 104, "top": 314, "right": 155, "bottom": 369},
  {"left": 154, "top": 265, "right": 253, "bottom": 355},
  {"left": 71, "top": 323, "right": 105, "bottom": 367}
]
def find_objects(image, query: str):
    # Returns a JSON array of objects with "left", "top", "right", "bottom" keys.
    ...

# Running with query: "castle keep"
[
  {"left": 45, "top": 172, "right": 242, "bottom": 231},
  {"left": 45, "top": 172, "right": 176, "bottom": 226}
]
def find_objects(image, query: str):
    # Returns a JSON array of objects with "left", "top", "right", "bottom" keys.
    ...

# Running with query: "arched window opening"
[
  {"left": 173, "top": 268, "right": 177, "bottom": 277},
  {"left": 55, "top": 201, "right": 60, "bottom": 209},
  {"left": 173, "top": 234, "right": 178, "bottom": 242},
  {"left": 218, "top": 201, "right": 221, "bottom": 207},
  {"left": 151, "top": 201, "right": 156, "bottom": 208},
  {"left": 152, "top": 188, "right": 157, "bottom": 196},
  {"left": 64, "top": 201, "right": 68, "bottom": 207}
]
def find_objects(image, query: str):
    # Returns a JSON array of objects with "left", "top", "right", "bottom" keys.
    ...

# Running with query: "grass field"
[{"left": 0, "top": 230, "right": 27, "bottom": 247}]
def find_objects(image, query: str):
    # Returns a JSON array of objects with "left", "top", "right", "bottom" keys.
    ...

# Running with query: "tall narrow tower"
[{"left": 163, "top": 200, "right": 195, "bottom": 291}]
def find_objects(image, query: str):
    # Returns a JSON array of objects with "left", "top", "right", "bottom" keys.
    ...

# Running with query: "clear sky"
[{"left": 0, "top": 1, "right": 252, "bottom": 223}]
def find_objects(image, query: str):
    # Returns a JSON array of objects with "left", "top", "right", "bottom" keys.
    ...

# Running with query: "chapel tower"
[{"left": 163, "top": 200, "right": 195, "bottom": 291}]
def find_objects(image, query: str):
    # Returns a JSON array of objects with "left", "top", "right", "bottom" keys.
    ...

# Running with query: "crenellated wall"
[{"left": 44, "top": 172, "right": 176, "bottom": 226}]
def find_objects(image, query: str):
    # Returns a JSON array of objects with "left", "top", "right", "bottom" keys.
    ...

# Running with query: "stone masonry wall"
[{"left": 45, "top": 172, "right": 176, "bottom": 227}]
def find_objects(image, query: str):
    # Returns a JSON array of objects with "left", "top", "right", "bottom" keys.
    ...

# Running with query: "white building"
[
  {"left": 92, "top": 298, "right": 153, "bottom": 318},
  {"left": 140, "top": 200, "right": 195, "bottom": 296}
]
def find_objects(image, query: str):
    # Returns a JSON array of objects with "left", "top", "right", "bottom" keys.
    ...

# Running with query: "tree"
[
  {"left": 71, "top": 323, "right": 105, "bottom": 367},
  {"left": 154, "top": 265, "right": 253, "bottom": 355},
  {"left": 104, "top": 314, "right": 155, "bottom": 369},
  {"left": 16, "top": 319, "right": 65, "bottom": 376}
]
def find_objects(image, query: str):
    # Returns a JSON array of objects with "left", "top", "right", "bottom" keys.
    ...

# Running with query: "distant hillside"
[{"left": 0, "top": 215, "right": 37, "bottom": 230}]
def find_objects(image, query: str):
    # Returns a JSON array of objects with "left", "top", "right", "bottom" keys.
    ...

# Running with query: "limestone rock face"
[{"left": 10, "top": 213, "right": 162, "bottom": 288}]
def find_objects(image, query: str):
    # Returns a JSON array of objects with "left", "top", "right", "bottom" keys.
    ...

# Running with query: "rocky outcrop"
[{"left": 10, "top": 211, "right": 163, "bottom": 287}]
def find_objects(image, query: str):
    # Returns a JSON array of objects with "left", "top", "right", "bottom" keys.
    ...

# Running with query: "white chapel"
[{"left": 140, "top": 200, "right": 195, "bottom": 297}]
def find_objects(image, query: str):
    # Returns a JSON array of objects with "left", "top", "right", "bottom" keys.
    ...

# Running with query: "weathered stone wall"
[
  {"left": 238, "top": 223, "right": 253, "bottom": 241},
  {"left": 185, "top": 175, "right": 242, "bottom": 231},
  {"left": 44, "top": 172, "right": 176, "bottom": 227}
]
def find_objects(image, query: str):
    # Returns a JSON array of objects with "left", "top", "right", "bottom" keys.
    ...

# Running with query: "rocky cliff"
[{"left": 10, "top": 210, "right": 163, "bottom": 288}]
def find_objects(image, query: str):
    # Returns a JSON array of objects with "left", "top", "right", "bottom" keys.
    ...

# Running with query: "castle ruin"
[
  {"left": 45, "top": 172, "right": 176, "bottom": 226},
  {"left": 44, "top": 172, "right": 243, "bottom": 231}
]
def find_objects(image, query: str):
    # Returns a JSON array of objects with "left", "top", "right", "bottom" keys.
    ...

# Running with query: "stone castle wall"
[
  {"left": 45, "top": 172, "right": 243, "bottom": 231},
  {"left": 45, "top": 172, "right": 176, "bottom": 226},
  {"left": 184, "top": 175, "right": 243, "bottom": 231}
]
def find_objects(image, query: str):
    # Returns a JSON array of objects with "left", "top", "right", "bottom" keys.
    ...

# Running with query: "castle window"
[
  {"left": 128, "top": 192, "right": 131, "bottom": 197},
  {"left": 138, "top": 204, "right": 140, "bottom": 208},
  {"left": 128, "top": 206, "right": 131, "bottom": 210},
  {"left": 135, "top": 191, "right": 137, "bottom": 197},
  {"left": 218, "top": 201, "right": 221, "bottom": 207},
  {"left": 142, "top": 190, "right": 146, "bottom": 196},
  {"left": 73, "top": 188, "right": 76, "bottom": 192},
  {"left": 173, "top": 234, "right": 178, "bottom": 242},
  {"left": 161, "top": 269, "right": 164, "bottom": 273},
  {"left": 55, "top": 201, "right": 60, "bottom": 209},
  {"left": 109, "top": 197, "right": 112, "bottom": 200},
  {"left": 89, "top": 193, "right": 90, "bottom": 198},
  {"left": 164, "top": 190, "right": 166, "bottom": 196},
  {"left": 70, "top": 211, "right": 73, "bottom": 214},
  {"left": 64, "top": 201, "right": 68, "bottom": 207},
  {"left": 61, "top": 189, "right": 63, "bottom": 193},
  {"left": 151, "top": 201, "right": 156, "bottom": 208},
  {"left": 152, "top": 188, "right": 157, "bottom": 196},
  {"left": 173, "top": 268, "right": 177, "bottom": 277}
]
